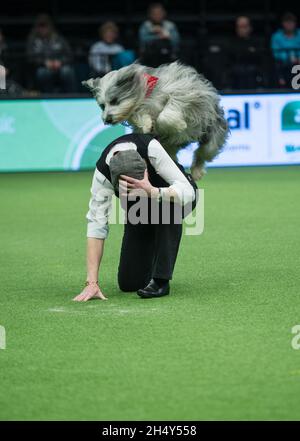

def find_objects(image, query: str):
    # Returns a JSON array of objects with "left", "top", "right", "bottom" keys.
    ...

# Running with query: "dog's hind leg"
[
  {"left": 191, "top": 117, "right": 228, "bottom": 180},
  {"left": 191, "top": 145, "right": 207, "bottom": 181}
]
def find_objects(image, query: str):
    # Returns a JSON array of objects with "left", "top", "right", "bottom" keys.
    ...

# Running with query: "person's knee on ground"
[{"left": 118, "top": 273, "right": 151, "bottom": 292}]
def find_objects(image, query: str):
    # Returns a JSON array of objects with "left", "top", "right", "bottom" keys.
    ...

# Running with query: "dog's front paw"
[
  {"left": 177, "top": 120, "right": 187, "bottom": 131},
  {"left": 191, "top": 165, "right": 206, "bottom": 181},
  {"left": 140, "top": 114, "right": 153, "bottom": 133}
]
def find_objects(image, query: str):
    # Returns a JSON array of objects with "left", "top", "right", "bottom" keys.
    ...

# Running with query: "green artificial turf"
[{"left": 0, "top": 166, "right": 300, "bottom": 421}]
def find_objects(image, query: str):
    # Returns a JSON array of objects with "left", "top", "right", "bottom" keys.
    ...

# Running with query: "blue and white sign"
[
  {"left": 179, "top": 93, "right": 300, "bottom": 167},
  {"left": 214, "top": 93, "right": 300, "bottom": 167}
]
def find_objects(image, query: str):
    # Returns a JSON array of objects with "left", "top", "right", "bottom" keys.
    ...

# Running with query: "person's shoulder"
[
  {"left": 109, "top": 133, "right": 154, "bottom": 143},
  {"left": 109, "top": 43, "right": 124, "bottom": 52},
  {"left": 148, "top": 137, "right": 166, "bottom": 155},
  {"left": 90, "top": 40, "right": 106, "bottom": 50},
  {"left": 271, "top": 29, "right": 282, "bottom": 42},
  {"left": 131, "top": 133, "right": 155, "bottom": 145},
  {"left": 139, "top": 20, "right": 151, "bottom": 29},
  {"left": 272, "top": 29, "right": 282, "bottom": 37},
  {"left": 164, "top": 20, "right": 177, "bottom": 28},
  {"left": 97, "top": 135, "right": 133, "bottom": 165},
  {"left": 52, "top": 32, "right": 69, "bottom": 47}
]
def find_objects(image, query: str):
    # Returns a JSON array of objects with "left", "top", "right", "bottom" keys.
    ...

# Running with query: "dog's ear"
[
  {"left": 81, "top": 78, "right": 101, "bottom": 94},
  {"left": 115, "top": 65, "right": 141, "bottom": 89}
]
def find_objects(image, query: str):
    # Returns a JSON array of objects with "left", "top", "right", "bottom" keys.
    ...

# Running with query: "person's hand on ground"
[{"left": 73, "top": 283, "right": 107, "bottom": 301}]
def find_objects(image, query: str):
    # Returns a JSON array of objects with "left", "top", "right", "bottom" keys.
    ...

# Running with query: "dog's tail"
[{"left": 192, "top": 108, "right": 229, "bottom": 180}]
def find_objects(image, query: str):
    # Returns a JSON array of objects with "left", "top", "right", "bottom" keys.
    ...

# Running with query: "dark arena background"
[{"left": 0, "top": 0, "right": 300, "bottom": 424}]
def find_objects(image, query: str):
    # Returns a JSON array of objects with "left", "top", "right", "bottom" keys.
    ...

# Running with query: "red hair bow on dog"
[{"left": 143, "top": 73, "right": 159, "bottom": 97}]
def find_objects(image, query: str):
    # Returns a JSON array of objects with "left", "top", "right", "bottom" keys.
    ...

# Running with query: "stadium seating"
[{"left": 0, "top": 0, "right": 298, "bottom": 93}]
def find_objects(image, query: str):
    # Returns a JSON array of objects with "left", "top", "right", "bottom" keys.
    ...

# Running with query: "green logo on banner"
[{"left": 281, "top": 101, "right": 300, "bottom": 131}]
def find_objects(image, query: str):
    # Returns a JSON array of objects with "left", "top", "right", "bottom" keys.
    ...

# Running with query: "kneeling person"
[{"left": 73, "top": 133, "right": 198, "bottom": 301}]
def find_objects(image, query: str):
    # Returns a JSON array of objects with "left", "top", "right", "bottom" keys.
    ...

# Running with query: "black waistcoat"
[
  {"left": 96, "top": 133, "right": 171, "bottom": 195},
  {"left": 96, "top": 133, "right": 198, "bottom": 221}
]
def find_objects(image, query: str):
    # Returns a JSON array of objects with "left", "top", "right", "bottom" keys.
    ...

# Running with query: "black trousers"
[{"left": 118, "top": 191, "right": 197, "bottom": 292}]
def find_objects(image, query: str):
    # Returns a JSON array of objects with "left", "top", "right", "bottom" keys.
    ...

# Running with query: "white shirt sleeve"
[
  {"left": 86, "top": 168, "right": 114, "bottom": 239},
  {"left": 148, "top": 138, "right": 195, "bottom": 205},
  {"left": 106, "top": 142, "right": 137, "bottom": 164},
  {"left": 86, "top": 143, "right": 136, "bottom": 239}
]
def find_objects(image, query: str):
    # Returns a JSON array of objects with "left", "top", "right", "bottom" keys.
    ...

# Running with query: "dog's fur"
[{"left": 82, "top": 61, "right": 229, "bottom": 179}]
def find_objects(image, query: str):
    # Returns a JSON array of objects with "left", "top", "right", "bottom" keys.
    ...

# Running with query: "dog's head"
[{"left": 82, "top": 64, "right": 146, "bottom": 125}]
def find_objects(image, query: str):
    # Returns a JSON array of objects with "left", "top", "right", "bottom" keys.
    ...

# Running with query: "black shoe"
[{"left": 137, "top": 279, "right": 170, "bottom": 299}]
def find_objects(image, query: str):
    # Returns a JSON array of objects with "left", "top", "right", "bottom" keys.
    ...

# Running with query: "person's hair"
[
  {"left": 147, "top": 2, "right": 166, "bottom": 14},
  {"left": 236, "top": 15, "right": 251, "bottom": 25},
  {"left": 99, "top": 21, "right": 119, "bottom": 39},
  {"left": 281, "top": 12, "right": 297, "bottom": 23},
  {"left": 30, "top": 14, "right": 56, "bottom": 38}
]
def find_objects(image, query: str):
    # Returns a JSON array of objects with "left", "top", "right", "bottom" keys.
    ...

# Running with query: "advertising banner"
[
  {"left": 212, "top": 93, "right": 300, "bottom": 167},
  {"left": 0, "top": 93, "right": 299, "bottom": 172}
]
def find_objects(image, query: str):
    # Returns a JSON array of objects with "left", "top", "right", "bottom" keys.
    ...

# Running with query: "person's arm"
[
  {"left": 271, "top": 31, "right": 284, "bottom": 62},
  {"left": 89, "top": 43, "right": 104, "bottom": 73},
  {"left": 86, "top": 237, "right": 104, "bottom": 282},
  {"left": 73, "top": 169, "right": 114, "bottom": 301},
  {"left": 73, "top": 238, "right": 107, "bottom": 301},
  {"left": 148, "top": 138, "right": 195, "bottom": 205},
  {"left": 119, "top": 139, "right": 195, "bottom": 205},
  {"left": 139, "top": 21, "right": 157, "bottom": 47},
  {"left": 26, "top": 36, "right": 44, "bottom": 66}
]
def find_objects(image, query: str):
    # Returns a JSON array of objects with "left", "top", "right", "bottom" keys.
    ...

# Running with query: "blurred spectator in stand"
[
  {"left": 0, "top": 28, "right": 7, "bottom": 63},
  {"left": 271, "top": 12, "right": 300, "bottom": 88},
  {"left": 89, "top": 21, "right": 135, "bottom": 77},
  {"left": 26, "top": 14, "right": 76, "bottom": 93},
  {"left": 0, "top": 28, "right": 24, "bottom": 96},
  {"left": 228, "top": 16, "right": 263, "bottom": 89},
  {"left": 139, "top": 3, "right": 180, "bottom": 66},
  {"left": 89, "top": 22, "right": 120, "bottom": 77}
]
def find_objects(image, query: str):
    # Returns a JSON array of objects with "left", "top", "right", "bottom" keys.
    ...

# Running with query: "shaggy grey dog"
[{"left": 82, "top": 61, "right": 228, "bottom": 180}]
